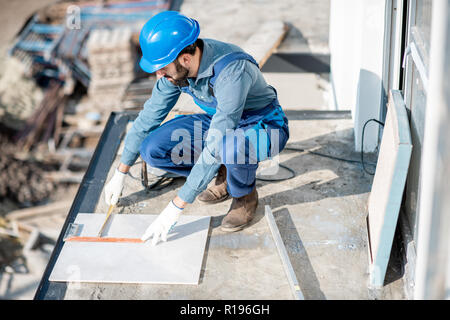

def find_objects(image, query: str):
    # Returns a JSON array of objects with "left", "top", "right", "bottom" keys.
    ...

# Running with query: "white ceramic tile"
[
  {"left": 367, "top": 90, "right": 412, "bottom": 286},
  {"left": 49, "top": 214, "right": 211, "bottom": 285}
]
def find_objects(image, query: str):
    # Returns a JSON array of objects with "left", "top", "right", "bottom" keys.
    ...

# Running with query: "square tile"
[{"left": 49, "top": 214, "right": 211, "bottom": 285}]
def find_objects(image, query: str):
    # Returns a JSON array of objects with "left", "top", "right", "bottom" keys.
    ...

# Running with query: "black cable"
[
  {"left": 361, "top": 119, "right": 385, "bottom": 175},
  {"left": 128, "top": 160, "right": 176, "bottom": 191},
  {"left": 283, "top": 146, "right": 376, "bottom": 166},
  {"left": 125, "top": 171, "right": 140, "bottom": 181},
  {"left": 256, "top": 144, "right": 377, "bottom": 182},
  {"left": 255, "top": 163, "right": 296, "bottom": 181},
  {"left": 142, "top": 176, "right": 175, "bottom": 191}
]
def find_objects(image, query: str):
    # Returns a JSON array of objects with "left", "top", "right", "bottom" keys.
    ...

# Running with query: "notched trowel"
[{"left": 63, "top": 205, "right": 144, "bottom": 243}]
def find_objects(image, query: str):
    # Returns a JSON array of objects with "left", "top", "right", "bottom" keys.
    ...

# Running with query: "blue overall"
[{"left": 139, "top": 51, "right": 289, "bottom": 201}]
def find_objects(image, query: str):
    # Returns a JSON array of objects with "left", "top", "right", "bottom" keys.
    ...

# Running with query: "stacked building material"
[
  {"left": 121, "top": 76, "right": 156, "bottom": 109},
  {"left": 86, "top": 27, "right": 136, "bottom": 111},
  {"left": 52, "top": 24, "right": 93, "bottom": 89}
]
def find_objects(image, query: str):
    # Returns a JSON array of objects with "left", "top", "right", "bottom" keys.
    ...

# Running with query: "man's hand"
[
  {"left": 141, "top": 200, "right": 183, "bottom": 246},
  {"left": 104, "top": 168, "right": 127, "bottom": 206}
]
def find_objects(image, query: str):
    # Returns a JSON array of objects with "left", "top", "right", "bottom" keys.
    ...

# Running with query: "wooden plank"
[
  {"left": 6, "top": 200, "right": 72, "bottom": 221},
  {"left": 43, "top": 171, "right": 85, "bottom": 184},
  {"left": 265, "top": 205, "right": 304, "bottom": 300},
  {"left": 23, "top": 226, "right": 40, "bottom": 251},
  {"left": 242, "top": 21, "right": 289, "bottom": 67},
  {"left": 0, "top": 227, "right": 19, "bottom": 237},
  {"left": 53, "top": 99, "right": 65, "bottom": 146}
]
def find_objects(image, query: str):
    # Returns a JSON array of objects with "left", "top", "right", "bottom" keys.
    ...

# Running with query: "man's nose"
[{"left": 156, "top": 69, "right": 166, "bottom": 79}]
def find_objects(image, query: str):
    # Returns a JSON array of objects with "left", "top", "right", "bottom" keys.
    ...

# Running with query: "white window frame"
[{"left": 414, "top": 0, "right": 450, "bottom": 299}]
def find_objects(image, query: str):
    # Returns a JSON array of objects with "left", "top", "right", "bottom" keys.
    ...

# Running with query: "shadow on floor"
[
  {"left": 262, "top": 52, "right": 330, "bottom": 75},
  {"left": 258, "top": 127, "right": 375, "bottom": 211}
]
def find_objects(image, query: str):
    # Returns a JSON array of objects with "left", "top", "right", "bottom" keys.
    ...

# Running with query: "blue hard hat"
[{"left": 139, "top": 11, "right": 200, "bottom": 73}]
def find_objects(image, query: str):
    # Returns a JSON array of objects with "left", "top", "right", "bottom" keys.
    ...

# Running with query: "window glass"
[
  {"left": 446, "top": 6, "right": 450, "bottom": 105},
  {"left": 405, "top": 63, "right": 427, "bottom": 243},
  {"left": 415, "top": 0, "right": 432, "bottom": 59},
  {"left": 410, "top": 65, "right": 427, "bottom": 132}
]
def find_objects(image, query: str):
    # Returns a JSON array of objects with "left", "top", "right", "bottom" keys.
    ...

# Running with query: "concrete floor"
[
  {"left": 58, "top": 108, "right": 405, "bottom": 300},
  {"left": 55, "top": 0, "right": 406, "bottom": 300}
]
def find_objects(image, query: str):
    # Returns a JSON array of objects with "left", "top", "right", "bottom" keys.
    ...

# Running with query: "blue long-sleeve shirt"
[{"left": 120, "top": 38, "right": 277, "bottom": 203}]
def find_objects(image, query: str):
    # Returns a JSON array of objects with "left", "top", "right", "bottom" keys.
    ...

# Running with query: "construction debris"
[
  {"left": 0, "top": 225, "right": 23, "bottom": 269},
  {"left": 0, "top": 217, "right": 41, "bottom": 267},
  {"left": 0, "top": 134, "right": 55, "bottom": 205},
  {"left": 14, "top": 80, "right": 65, "bottom": 152},
  {"left": 87, "top": 27, "right": 136, "bottom": 111}
]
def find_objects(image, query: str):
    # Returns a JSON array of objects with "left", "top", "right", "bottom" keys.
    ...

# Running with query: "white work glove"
[
  {"left": 141, "top": 200, "right": 183, "bottom": 246},
  {"left": 104, "top": 168, "right": 127, "bottom": 206}
]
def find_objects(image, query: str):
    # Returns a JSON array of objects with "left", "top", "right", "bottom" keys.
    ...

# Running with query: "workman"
[{"left": 104, "top": 11, "right": 289, "bottom": 245}]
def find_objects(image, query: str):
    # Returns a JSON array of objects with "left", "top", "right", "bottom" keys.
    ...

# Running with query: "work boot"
[
  {"left": 220, "top": 187, "right": 258, "bottom": 232},
  {"left": 198, "top": 165, "right": 229, "bottom": 204}
]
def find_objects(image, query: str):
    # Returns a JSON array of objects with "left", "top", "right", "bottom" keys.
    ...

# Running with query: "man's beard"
[{"left": 169, "top": 59, "right": 189, "bottom": 87}]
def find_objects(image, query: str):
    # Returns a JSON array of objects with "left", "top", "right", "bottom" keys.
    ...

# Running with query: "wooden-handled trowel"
[{"left": 97, "top": 204, "right": 115, "bottom": 237}]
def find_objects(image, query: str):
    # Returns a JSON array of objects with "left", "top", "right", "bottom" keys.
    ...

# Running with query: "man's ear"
[{"left": 179, "top": 53, "right": 191, "bottom": 68}]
